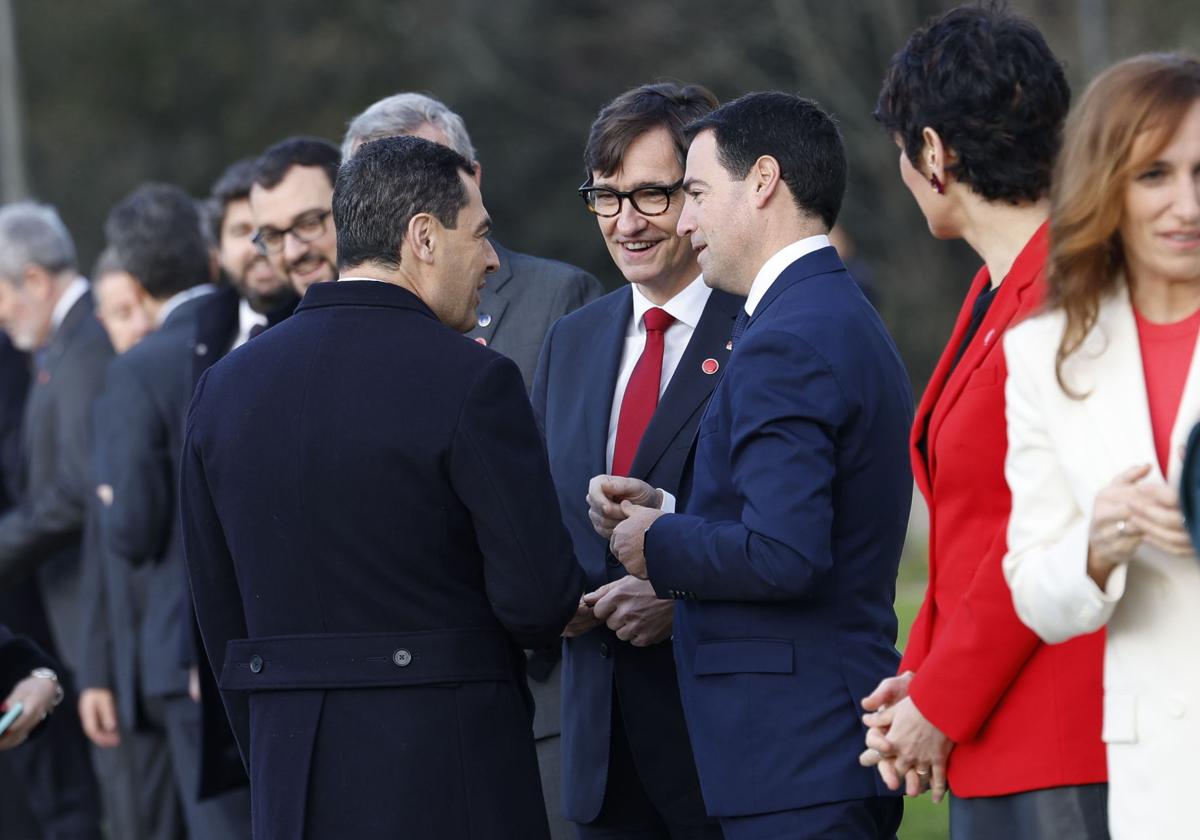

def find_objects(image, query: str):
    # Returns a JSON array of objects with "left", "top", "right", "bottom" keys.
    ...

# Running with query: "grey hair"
[
  {"left": 0, "top": 201, "right": 77, "bottom": 283},
  {"left": 341, "top": 92, "right": 477, "bottom": 162}
]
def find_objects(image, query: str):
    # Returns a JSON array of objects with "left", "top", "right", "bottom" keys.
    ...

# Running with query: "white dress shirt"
[
  {"left": 50, "top": 276, "right": 90, "bottom": 334},
  {"left": 743, "top": 234, "right": 831, "bottom": 316},
  {"left": 606, "top": 274, "right": 711, "bottom": 473},
  {"left": 231, "top": 298, "right": 269, "bottom": 351}
]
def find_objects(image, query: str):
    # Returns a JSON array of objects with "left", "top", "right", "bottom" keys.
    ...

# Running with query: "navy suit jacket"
[
  {"left": 468, "top": 241, "right": 602, "bottom": 392},
  {"left": 0, "top": 293, "right": 113, "bottom": 673},
  {"left": 101, "top": 292, "right": 216, "bottom": 703},
  {"left": 181, "top": 280, "right": 584, "bottom": 839},
  {"left": 531, "top": 284, "right": 741, "bottom": 823},
  {"left": 645, "top": 248, "right": 913, "bottom": 817}
]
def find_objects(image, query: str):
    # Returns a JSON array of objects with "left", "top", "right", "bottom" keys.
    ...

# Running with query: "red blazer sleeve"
[{"left": 906, "top": 524, "right": 1040, "bottom": 743}]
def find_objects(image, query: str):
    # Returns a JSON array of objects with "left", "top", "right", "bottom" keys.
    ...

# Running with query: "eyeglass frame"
[
  {"left": 251, "top": 209, "right": 333, "bottom": 255},
  {"left": 576, "top": 178, "right": 684, "bottom": 218}
]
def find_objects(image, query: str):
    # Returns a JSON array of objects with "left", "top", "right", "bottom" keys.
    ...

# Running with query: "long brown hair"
[{"left": 1048, "top": 53, "right": 1200, "bottom": 395}]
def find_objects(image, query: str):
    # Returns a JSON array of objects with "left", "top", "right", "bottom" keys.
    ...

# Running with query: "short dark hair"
[
  {"left": 253, "top": 136, "right": 341, "bottom": 191},
  {"left": 584, "top": 82, "right": 718, "bottom": 180},
  {"left": 206, "top": 157, "right": 258, "bottom": 241},
  {"left": 685, "top": 92, "right": 846, "bottom": 229},
  {"left": 333, "top": 136, "right": 475, "bottom": 271},
  {"left": 874, "top": 3, "right": 1070, "bottom": 204},
  {"left": 91, "top": 245, "right": 124, "bottom": 280},
  {"left": 104, "top": 183, "right": 211, "bottom": 301}
]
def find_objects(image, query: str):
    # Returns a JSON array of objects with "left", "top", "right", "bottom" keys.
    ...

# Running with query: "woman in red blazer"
[{"left": 860, "top": 7, "right": 1108, "bottom": 838}]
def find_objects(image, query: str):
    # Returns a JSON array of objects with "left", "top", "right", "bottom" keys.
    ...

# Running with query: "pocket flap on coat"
[
  {"left": 693, "top": 639, "right": 794, "bottom": 675},
  {"left": 1102, "top": 693, "right": 1138, "bottom": 744}
]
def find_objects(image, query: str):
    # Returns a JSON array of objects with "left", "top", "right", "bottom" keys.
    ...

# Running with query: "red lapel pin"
[{"left": 702, "top": 358, "right": 719, "bottom": 375}]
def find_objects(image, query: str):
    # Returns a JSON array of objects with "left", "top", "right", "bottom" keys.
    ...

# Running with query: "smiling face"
[
  {"left": 1120, "top": 98, "right": 1200, "bottom": 292},
  {"left": 249, "top": 165, "right": 338, "bottom": 295},
  {"left": 591, "top": 126, "right": 699, "bottom": 302}
]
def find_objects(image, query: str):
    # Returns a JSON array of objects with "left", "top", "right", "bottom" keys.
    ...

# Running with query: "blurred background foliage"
[{"left": 4, "top": 0, "right": 1200, "bottom": 391}]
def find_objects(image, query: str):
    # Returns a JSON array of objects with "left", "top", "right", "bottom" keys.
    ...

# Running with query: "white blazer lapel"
[{"left": 1075, "top": 289, "right": 1161, "bottom": 484}]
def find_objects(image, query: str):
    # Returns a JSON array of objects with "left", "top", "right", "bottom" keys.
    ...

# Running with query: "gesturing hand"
[
  {"left": 586, "top": 475, "right": 661, "bottom": 539},
  {"left": 562, "top": 599, "right": 602, "bottom": 638},
  {"left": 1088, "top": 464, "right": 1152, "bottom": 587},
  {"left": 586, "top": 576, "right": 673, "bottom": 647}
]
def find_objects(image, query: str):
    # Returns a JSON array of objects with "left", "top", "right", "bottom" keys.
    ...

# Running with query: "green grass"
[{"left": 893, "top": 534, "right": 950, "bottom": 840}]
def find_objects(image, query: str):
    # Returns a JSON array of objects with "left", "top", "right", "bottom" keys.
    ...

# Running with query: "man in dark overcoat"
[{"left": 181, "top": 135, "right": 584, "bottom": 840}]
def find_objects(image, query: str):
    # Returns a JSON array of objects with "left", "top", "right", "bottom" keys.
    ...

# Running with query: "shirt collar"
[
  {"left": 744, "top": 234, "right": 830, "bottom": 316},
  {"left": 238, "top": 298, "right": 267, "bottom": 334},
  {"left": 157, "top": 283, "right": 215, "bottom": 327},
  {"left": 49, "top": 276, "right": 89, "bottom": 334},
  {"left": 629, "top": 273, "right": 711, "bottom": 333}
]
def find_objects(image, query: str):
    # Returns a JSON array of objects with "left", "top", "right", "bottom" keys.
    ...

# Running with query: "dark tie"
[
  {"left": 612, "top": 307, "right": 676, "bottom": 477},
  {"left": 731, "top": 309, "right": 750, "bottom": 346},
  {"left": 248, "top": 322, "right": 267, "bottom": 341}
]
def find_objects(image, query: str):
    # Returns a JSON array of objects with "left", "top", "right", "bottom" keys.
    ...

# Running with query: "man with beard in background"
[{"left": 247, "top": 137, "right": 341, "bottom": 297}]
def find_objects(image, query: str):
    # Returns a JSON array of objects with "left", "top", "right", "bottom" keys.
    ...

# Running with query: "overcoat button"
[
  {"left": 393, "top": 649, "right": 412, "bottom": 667},
  {"left": 249, "top": 655, "right": 263, "bottom": 674},
  {"left": 599, "top": 642, "right": 610, "bottom": 658}
]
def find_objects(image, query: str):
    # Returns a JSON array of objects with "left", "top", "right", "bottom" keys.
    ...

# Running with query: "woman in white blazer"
[{"left": 1003, "top": 54, "right": 1200, "bottom": 838}]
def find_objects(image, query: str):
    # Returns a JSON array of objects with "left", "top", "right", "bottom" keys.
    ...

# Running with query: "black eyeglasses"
[
  {"left": 577, "top": 179, "right": 683, "bottom": 218},
  {"left": 252, "top": 209, "right": 331, "bottom": 255}
]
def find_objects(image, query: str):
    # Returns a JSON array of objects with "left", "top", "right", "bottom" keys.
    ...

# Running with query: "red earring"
[{"left": 929, "top": 174, "right": 945, "bottom": 195}]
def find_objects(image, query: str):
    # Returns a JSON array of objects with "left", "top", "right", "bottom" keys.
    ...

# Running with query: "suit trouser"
[
  {"left": 89, "top": 725, "right": 184, "bottom": 840},
  {"left": 574, "top": 692, "right": 723, "bottom": 840},
  {"left": 717, "top": 796, "right": 902, "bottom": 840},
  {"left": 537, "top": 733, "right": 572, "bottom": 840},
  {"left": 143, "top": 693, "right": 251, "bottom": 840}
]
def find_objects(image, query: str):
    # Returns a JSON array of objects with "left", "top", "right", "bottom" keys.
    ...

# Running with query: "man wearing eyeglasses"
[
  {"left": 529, "top": 82, "right": 739, "bottom": 838},
  {"left": 248, "top": 137, "right": 341, "bottom": 296}
]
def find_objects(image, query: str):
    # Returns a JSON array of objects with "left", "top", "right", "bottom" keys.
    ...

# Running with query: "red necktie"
[{"left": 612, "top": 307, "right": 675, "bottom": 476}]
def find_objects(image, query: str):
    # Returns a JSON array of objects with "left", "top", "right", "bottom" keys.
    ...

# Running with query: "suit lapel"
[
  {"left": 629, "top": 290, "right": 740, "bottom": 479},
  {"left": 581, "top": 288, "right": 631, "bottom": 478},
  {"left": 910, "top": 268, "right": 989, "bottom": 499},
  {"left": 1077, "top": 288, "right": 1161, "bottom": 483},
  {"left": 924, "top": 228, "right": 1048, "bottom": 484}
]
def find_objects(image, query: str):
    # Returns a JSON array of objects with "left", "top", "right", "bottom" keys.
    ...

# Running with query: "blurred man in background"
[
  {"left": 0, "top": 200, "right": 107, "bottom": 839},
  {"left": 101, "top": 184, "right": 251, "bottom": 838},
  {"left": 77, "top": 244, "right": 176, "bottom": 839}
]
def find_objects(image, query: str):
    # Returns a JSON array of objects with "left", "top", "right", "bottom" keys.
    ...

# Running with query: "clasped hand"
[
  {"left": 561, "top": 576, "right": 674, "bottom": 647},
  {"left": 586, "top": 475, "right": 665, "bottom": 579},
  {"left": 1088, "top": 464, "right": 1193, "bottom": 586},
  {"left": 858, "top": 671, "right": 952, "bottom": 803}
]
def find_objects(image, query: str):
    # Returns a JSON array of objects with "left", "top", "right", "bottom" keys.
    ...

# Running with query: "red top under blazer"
[{"left": 900, "top": 224, "right": 1107, "bottom": 797}]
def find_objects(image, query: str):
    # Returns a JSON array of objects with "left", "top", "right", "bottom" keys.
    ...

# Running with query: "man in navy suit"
[
  {"left": 100, "top": 184, "right": 252, "bottom": 838},
  {"left": 597, "top": 93, "right": 913, "bottom": 838},
  {"left": 532, "top": 82, "right": 730, "bottom": 839},
  {"left": 181, "top": 136, "right": 584, "bottom": 839}
]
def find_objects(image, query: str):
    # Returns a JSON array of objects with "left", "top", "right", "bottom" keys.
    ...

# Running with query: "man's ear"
[
  {"left": 407, "top": 213, "right": 438, "bottom": 265},
  {"left": 751, "top": 155, "right": 783, "bottom": 209}
]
